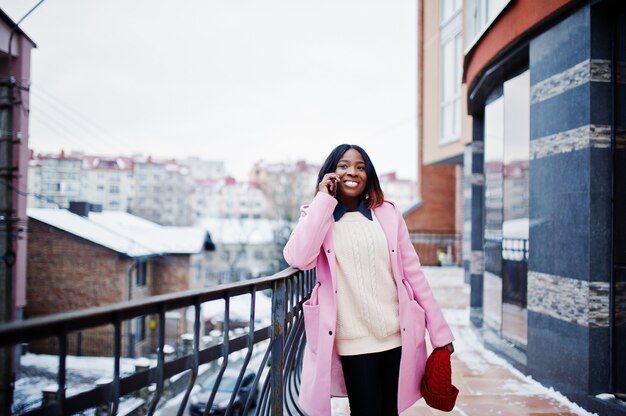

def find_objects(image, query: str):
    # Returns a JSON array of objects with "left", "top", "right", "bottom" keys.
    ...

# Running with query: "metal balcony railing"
[
  {"left": 0, "top": 267, "right": 315, "bottom": 416},
  {"left": 408, "top": 230, "right": 462, "bottom": 266}
]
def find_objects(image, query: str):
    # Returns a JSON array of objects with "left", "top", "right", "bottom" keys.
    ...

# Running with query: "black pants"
[{"left": 340, "top": 346, "right": 402, "bottom": 416}]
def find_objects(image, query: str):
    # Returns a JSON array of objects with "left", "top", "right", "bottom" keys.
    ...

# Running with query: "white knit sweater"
[{"left": 332, "top": 211, "right": 401, "bottom": 356}]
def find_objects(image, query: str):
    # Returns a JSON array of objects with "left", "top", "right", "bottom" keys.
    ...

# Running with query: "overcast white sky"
[{"left": 1, "top": 0, "right": 418, "bottom": 180}]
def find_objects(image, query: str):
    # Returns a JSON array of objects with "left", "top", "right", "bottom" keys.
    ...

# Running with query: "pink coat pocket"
[
  {"left": 403, "top": 279, "right": 426, "bottom": 347},
  {"left": 408, "top": 300, "right": 426, "bottom": 347},
  {"left": 303, "top": 300, "right": 320, "bottom": 353}
]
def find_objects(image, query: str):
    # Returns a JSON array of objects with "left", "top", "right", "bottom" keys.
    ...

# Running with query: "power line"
[
  {"left": 31, "top": 83, "right": 127, "bottom": 153},
  {"left": 1, "top": 177, "right": 200, "bottom": 269},
  {"left": 29, "top": 90, "right": 126, "bottom": 156},
  {"left": 29, "top": 110, "right": 96, "bottom": 153}
]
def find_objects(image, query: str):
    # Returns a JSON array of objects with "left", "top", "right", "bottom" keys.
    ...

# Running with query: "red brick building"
[{"left": 26, "top": 204, "right": 211, "bottom": 357}]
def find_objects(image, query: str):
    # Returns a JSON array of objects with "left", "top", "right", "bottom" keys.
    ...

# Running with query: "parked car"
[{"left": 189, "top": 370, "right": 258, "bottom": 416}]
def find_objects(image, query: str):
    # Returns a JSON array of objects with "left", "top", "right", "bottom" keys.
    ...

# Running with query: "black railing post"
[
  {"left": 176, "top": 299, "right": 200, "bottom": 416},
  {"left": 271, "top": 279, "right": 286, "bottom": 415},
  {"left": 57, "top": 330, "right": 67, "bottom": 415},
  {"left": 111, "top": 314, "right": 121, "bottom": 415}
]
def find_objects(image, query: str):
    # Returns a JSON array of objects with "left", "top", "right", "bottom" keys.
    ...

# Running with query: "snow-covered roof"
[
  {"left": 198, "top": 217, "right": 290, "bottom": 245},
  {"left": 28, "top": 208, "right": 208, "bottom": 257}
]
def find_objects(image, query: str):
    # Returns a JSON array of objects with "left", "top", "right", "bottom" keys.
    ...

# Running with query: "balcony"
[{"left": 0, "top": 268, "right": 314, "bottom": 415}]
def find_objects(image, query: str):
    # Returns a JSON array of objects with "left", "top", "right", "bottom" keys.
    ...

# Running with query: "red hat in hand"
[{"left": 420, "top": 347, "right": 459, "bottom": 412}]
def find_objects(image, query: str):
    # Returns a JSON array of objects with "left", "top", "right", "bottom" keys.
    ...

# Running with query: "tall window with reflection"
[
  {"left": 501, "top": 71, "right": 529, "bottom": 346},
  {"left": 483, "top": 93, "right": 504, "bottom": 330},
  {"left": 440, "top": 0, "right": 462, "bottom": 144},
  {"left": 482, "top": 70, "right": 529, "bottom": 344}
]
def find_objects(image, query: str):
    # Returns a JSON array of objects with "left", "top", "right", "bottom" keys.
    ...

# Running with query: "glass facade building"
[{"left": 463, "top": 2, "right": 626, "bottom": 414}]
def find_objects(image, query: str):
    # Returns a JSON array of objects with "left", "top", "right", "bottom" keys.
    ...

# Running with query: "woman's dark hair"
[{"left": 315, "top": 144, "right": 385, "bottom": 209}]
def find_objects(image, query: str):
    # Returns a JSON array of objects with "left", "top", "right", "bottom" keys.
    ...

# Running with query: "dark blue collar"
[{"left": 333, "top": 199, "right": 373, "bottom": 221}]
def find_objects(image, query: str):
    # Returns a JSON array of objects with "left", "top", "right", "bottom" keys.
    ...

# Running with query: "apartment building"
[
  {"left": 81, "top": 155, "right": 135, "bottom": 211},
  {"left": 250, "top": 160, "right": 320, "bottom": 221},
  {"left": 28, "top": 151, "right": 82, "bottom": 208},
  {"left": 417, "top": 0, "right": 625, "bottom": 414},
  {"left": 29, "top": 152, "right": 201, "bottom": 226},
  {"left": 378, "top": 172, "right": 418, "bottom": 214}
]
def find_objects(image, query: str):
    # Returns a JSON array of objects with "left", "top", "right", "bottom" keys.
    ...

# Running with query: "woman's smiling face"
[{"left": 334, "top": 148, "right": 367, "bottom": 201}]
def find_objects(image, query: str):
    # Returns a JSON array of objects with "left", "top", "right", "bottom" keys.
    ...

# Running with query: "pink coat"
[{"left": 283, "top": 193, "right": 455, "bottom": 415}]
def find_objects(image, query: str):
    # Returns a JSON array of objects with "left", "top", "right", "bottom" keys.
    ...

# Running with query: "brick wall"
[
  {"left": 27, "top": 219, "right": 196, "bottom": 356},
  {"left": 26, "top": 219, "right": 129, "bottom": 316},
  {"left": 150, "top": 254, "right": 191, "bottom": 295},
  {"left": 147, "top": 255, "right": 193, "bottom": 352},
  {"left": 404, "top": 164, "right": 457, "bottom": 231},
  {"left": 404, "top": 164, "right": 460, "bottom": 266}
]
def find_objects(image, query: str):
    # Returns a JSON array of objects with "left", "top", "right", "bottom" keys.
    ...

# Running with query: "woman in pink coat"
[{"left": 283, "top": 144, "right": 455, "bottom": 415}]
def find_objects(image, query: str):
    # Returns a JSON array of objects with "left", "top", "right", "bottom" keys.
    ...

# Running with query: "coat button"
[
  {"left": 392, "top": 249, "right": 395, "bottom": 253},
  {"left": 403, "top": 328, "right": 406, "bottom": 331},
  {"left": 327, "top": 249, "right": 331, "bottom": 253},
  {"left": 329, "top": 331, "right": 333, "bottom": 335}
]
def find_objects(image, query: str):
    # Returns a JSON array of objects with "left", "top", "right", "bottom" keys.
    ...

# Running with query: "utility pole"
[
  {"left": 0, "top": 4, "right": 45, "bottom": 413},
  {"left": 0, "top": 77, "right": 16, "bottom": 416}
]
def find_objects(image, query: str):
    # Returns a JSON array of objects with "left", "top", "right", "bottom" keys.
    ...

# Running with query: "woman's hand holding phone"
[{"left": 318, "top": 173, "right": 339, "bottom": 197}]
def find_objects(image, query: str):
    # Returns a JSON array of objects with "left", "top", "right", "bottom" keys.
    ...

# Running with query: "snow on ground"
[
  {"left": 20, "top": 353, "right": 139, "bottom": 379},
  {"left": 14, "top": 353, "right": 149, "bottom": 414},
  {"left": 421, "top": 266, "right": 599, "bottom": 416},
  {"left": 15, "top": 340, "right": 270, "bottom": 415}
]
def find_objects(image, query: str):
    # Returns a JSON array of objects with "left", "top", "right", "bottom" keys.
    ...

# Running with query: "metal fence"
[
  {"left": 0, "top": 267, "right": 315, "bottom": 416},
  {"left": 408, "top": 231, "right": 462, "bottom": 267},
  {"left": 502, "top": 238, "right": 529, "bottom": 308}
]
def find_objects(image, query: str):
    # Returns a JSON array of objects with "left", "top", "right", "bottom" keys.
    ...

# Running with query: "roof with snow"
[
  {"left": 199, "top": 217, "right": 290, "bottom": 245},
  {"left": 28, "top": 208, "right": 209, "bottom": 257}
]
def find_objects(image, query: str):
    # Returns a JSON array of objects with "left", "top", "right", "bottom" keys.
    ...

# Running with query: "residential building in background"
[
  {"left": 27, "top": 151, "right": 82, "bottom": 208},
  {"left": 81, "top": 154, "right": 134, "bottom": 211},
  {"left": 379, "top": 171, "right": 418, "bottom": 213},
  {"left": 190, "top": 176, "right": 267, "bottom": 221},
  {"left": 26, "top": 203, "right": 213, "bottom": 357},
  {"left": 129, "top": 157, "right": 193, "bottom": 225},
  {"left": 183, "top": 156, "right": 225, "bottom": 181},
  {"left": 28, "top": 152, "right": 204, "bottom": 226},
  {"left": 416, "top": 0, "right": 625, "bottom": 414},
  {"left": 250, "top": 160, "right": 320, "bottom": 221}
]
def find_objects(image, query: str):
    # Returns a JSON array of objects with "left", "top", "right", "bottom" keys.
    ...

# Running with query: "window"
[
  {"left": 110, "top": 185, "right": 120, "bottom": 194},
  {"left": 136, "top": 260, "right": 147, "bottom": 286},
  {"left": 482, "top": 70, "right": 530, "bottom": 346},
  {"left": 440, "top": 31, "right": 462, "bottom": 144},
  {"left": 441, "top": 0, "right": 461, "bottom": 23},
  {"left": 465, "top": 0, "right": 511, "bottom": 48}
]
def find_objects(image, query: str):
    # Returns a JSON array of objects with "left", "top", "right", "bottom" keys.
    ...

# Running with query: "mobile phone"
[{"left": 330, "top": 178, "right": 337, "bottom": 197}]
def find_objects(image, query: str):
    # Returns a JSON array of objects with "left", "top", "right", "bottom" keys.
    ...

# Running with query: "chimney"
[{"left": 69, "top": 201, "right": 103, "bottom": 217}]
